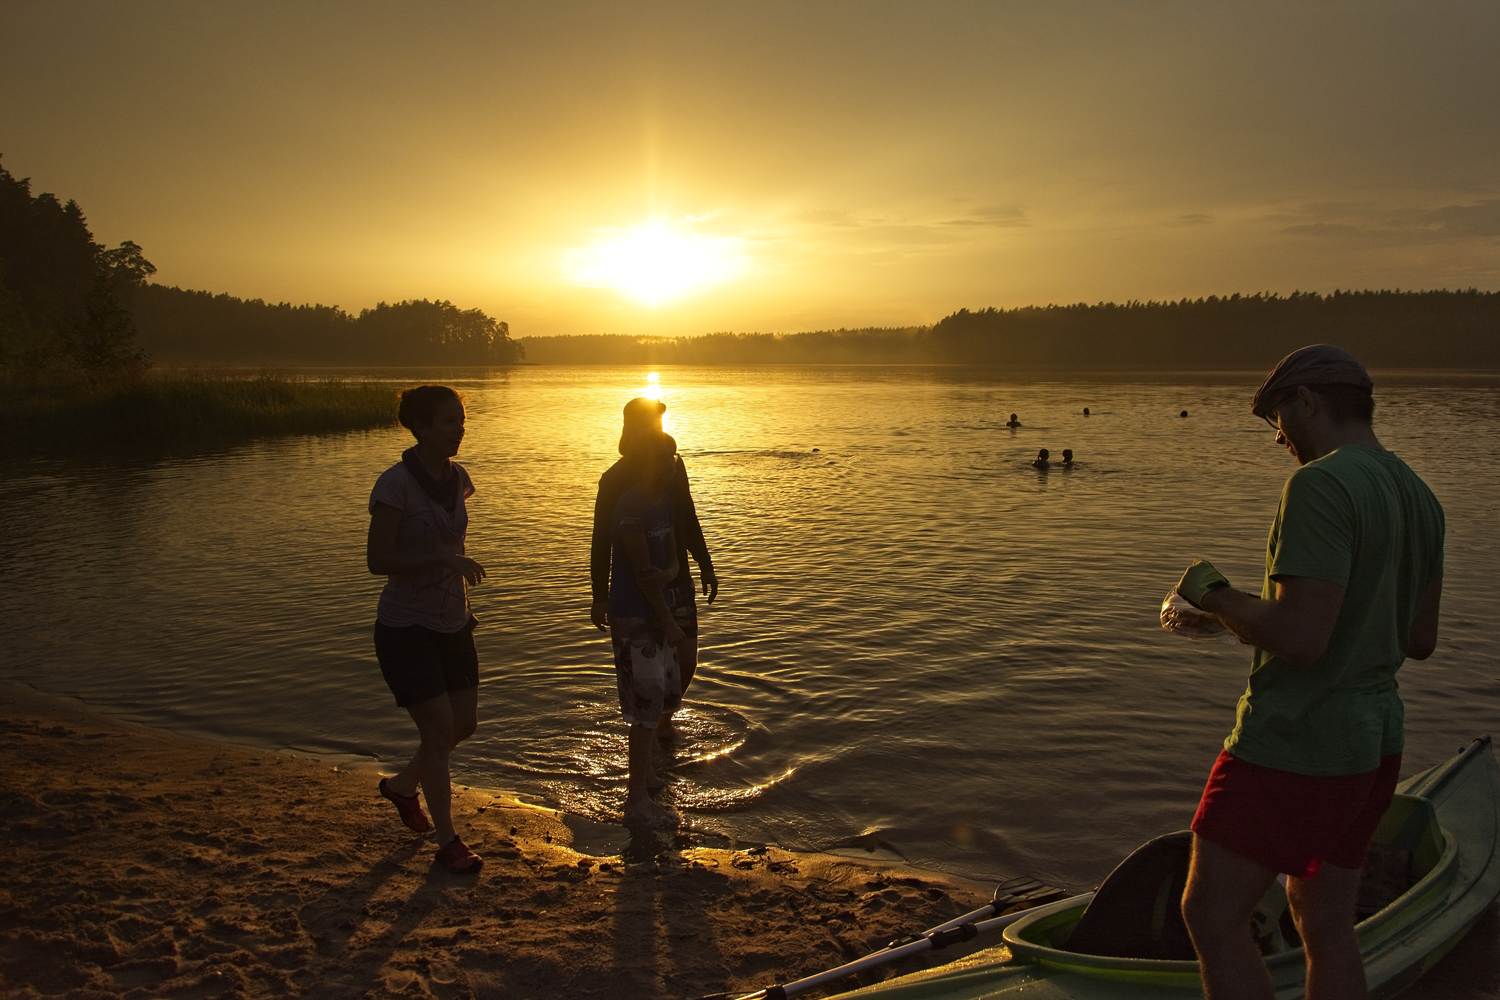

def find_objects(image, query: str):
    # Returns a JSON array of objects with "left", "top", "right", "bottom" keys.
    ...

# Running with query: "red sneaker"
[
  {"left": 436, "top": 835, "right": 482, "bottom": 874},
  {"left": 378, "top": 778, "right": 432, "bottom": 833}
]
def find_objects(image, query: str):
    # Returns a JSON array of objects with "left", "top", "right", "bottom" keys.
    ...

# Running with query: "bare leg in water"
[{"left": 624, "top": 721, "right": 675, "bottom": 827}]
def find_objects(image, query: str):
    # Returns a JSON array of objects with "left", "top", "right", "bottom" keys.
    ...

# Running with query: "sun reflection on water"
[{"left": 640, "top": 370, "right": 673, "bottom": 434}]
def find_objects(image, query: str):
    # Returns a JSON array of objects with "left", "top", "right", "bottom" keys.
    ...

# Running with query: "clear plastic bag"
[{"left": 1160, "top": 591, "right": 1237, "bottom": 643}]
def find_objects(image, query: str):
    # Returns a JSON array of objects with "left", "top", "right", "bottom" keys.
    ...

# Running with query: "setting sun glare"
[{"left": 563, "top": 220, "right": 747, "bottom": 308}]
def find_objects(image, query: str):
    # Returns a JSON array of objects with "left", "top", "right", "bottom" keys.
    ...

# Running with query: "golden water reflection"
[{"left": 2, "top": 367, "right": 1497, "bottom": 889}]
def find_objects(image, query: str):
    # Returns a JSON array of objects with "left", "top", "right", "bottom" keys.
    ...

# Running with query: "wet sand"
[{"left": 0, "top": 685, "right": 991, "bottom": 999}]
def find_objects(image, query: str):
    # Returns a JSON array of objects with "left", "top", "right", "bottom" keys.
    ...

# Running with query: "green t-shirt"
[{"left": 1224, "top": 446, "right": 1444, "bottom": 776}]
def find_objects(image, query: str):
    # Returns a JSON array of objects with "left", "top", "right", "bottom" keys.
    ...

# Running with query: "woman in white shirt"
[{"left": 366, "top": 385, "right": 486, "bottom": 874}]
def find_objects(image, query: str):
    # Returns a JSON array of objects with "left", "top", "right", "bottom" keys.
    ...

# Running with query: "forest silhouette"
[
  {"left": 132, "top": 286, "right": 524, "bottom": 366},
  {"left": 0, "top": 158, "right": 152, "bottom": 381},
  {"left": 0, "top": 160, "right": 523, "bottom": 377},
  {"left": 130, "top": 289, "right": 1500, "bottom": 370},
  {"left": 520, "top": 292, "right": 1500, "bottom": 368}
]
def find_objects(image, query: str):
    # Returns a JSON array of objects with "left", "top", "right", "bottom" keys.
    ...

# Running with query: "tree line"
[
  {"left": 0, "top": 159, "right": 523, "bottom": 378},
  {"left": 126, "top": 287, "right": 1500, "bottom": 369},
  {"left": 0, "top": 157, "right": 153, "bottom": 382},
  {"left": 132, "top": 286, "right": 524, "bottom": 365},
  {"left": 924, "top": 292, "right": 1500, "bottom": 369},
  {"left": 518, "top": 328, "right": 928, "bottom": 365},
  {"left": 519, "top": 291, "right": 1500, "bottom": 368}
]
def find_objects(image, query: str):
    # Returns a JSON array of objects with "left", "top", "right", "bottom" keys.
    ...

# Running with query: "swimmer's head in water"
[
  {"left": 1082, "top": 407, "right": 1090, "bottom": 415},
  {"left": 1180, "top": 410, "right": 1189, "bottom": 418},
  {"left": 1062, "top": 449, "right": 1073, "bottom": 461},
  {"left": 1037, "top": 448, "right": 1050, "bottom": 460}
]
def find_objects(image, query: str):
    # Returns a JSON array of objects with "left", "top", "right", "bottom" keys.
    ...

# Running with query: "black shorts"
[{"left": 373, "top": 619, "right": 479, "bottom": 708}]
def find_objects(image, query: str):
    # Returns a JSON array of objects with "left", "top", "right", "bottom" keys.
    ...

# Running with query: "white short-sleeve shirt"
[{"left": 369, "top": 460, "right": 475, "bottom": 632}]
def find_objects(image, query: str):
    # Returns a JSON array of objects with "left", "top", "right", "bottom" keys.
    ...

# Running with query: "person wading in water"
[
  {"left": 603, "top": 430, "right": 690, "bottom": 827},
  {"left": 591, "top": 397, "right": 717, "bottom": 742}
]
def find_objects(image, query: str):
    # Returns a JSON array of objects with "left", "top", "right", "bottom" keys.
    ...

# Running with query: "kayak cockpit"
[{"left": 1000, "top": 792, "right": 1455, "bottom": 986}]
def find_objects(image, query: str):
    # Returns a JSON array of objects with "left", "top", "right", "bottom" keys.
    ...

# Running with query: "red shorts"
[{"left": 1191, "top": 749, "right": 1401, "bottom": 878}]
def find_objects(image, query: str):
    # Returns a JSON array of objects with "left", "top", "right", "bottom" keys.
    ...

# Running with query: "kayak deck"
[{"left": 831, "top": 737, "right": 1499, "bottom": 999}]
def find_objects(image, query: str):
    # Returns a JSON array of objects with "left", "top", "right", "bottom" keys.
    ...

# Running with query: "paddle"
[{"left": 699, "top": 876, "right": 1085, "bottom": 1000}]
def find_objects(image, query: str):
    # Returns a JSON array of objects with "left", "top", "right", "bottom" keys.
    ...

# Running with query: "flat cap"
[{"left": 1250, "top": 344, "right": 1372, "bottom": 419}]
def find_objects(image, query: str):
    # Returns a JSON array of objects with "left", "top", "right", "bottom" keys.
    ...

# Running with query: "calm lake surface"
[{"left": 4, "top": 365, "right": 1499, "bottom": 891}]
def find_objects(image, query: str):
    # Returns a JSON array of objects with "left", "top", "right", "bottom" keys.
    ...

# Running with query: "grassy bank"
[{"left": 0, "top": 373, "right": 397, "bottom": 456}]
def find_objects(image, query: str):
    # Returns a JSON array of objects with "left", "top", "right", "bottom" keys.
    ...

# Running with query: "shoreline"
[
  {"left": 0, "top": 373, "right": 395, "bottom": 458},
  {"left": 0, "top": 682, "right": 996, "bottom": 999}
]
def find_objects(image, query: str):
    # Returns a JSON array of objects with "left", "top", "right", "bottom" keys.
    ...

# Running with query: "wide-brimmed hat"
[{"left": 1250, "top": 344, "right": 1372, "bottom": 419}]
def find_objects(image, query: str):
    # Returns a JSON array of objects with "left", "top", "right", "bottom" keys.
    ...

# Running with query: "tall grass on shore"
[{"left": 1, "top": 373, "right": 397, "bottom": 457}]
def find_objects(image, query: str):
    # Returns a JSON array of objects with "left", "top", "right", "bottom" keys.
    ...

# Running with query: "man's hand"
[
  {"left": 1176, "top": 559, "right": 1231, "bottom": 610},
  {"left": 700, "top": 567, "right": 719, "bottom": 604},
  {"left": 590, "top": 600, "right": 610, "bottom": 631}
]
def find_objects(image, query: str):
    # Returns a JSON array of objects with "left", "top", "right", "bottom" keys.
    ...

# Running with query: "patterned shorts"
[{"left": 610, "top": 618, "right": 684, "bottom": 728}]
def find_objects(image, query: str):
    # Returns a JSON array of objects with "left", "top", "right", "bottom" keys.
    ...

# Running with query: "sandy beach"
[
  {"left": 4, "top": 681, "right": 1496, "bottom": 1000},
  {"left": 0, "top": 684, "right": 996, "bottom": 1000}
]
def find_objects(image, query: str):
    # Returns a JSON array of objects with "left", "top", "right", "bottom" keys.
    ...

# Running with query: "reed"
[{"left": 0, "top": 373, "right": 397, "bottom": 456}]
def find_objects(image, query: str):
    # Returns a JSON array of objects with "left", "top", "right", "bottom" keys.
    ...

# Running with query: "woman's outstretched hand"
[
  {"left": 445, "top": 553, "right": 487, "bottom": 586},
  {"left": 590, "top": 600, "right": 610, "bottom": 631}
]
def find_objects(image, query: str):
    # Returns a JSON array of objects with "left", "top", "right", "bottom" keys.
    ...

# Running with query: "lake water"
[{"left": 3, "top": 365, "right": 1499, "bottom": 893}]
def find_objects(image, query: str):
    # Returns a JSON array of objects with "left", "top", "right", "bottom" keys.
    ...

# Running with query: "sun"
[{"left": 564, "top": 219, "right": 747, "bottom": 307}]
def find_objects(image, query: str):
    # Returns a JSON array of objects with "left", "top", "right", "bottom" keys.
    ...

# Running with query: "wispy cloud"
[
  {"left": 942, "top": 205, "right": 1029, "bottom": 228},
  {"left": 1275, "top": 198, "right": 1500, "bottom": 244},
  {"left": 783, "top": 205, "right": 1027, "bottom": 257},
  {"left": 791, "top": 204, "right": 1029, "bottom": 251},
  {"left": 1425, "top": 199, "right": 1500, "bottom": 237}
]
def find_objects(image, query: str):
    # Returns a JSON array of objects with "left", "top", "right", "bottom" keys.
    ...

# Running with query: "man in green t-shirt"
[{"left": 1171, "top": 345, "right": 1444, "bottom": 1000}]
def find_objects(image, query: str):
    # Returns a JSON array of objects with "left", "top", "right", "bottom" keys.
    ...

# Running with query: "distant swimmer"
[
  {"left": 1062, "top": 449, "right": 1074, "bottom": 468},
  {"left": 1180, "top": 409, "right": 1190, "bottom": 418},
  {"left": 1032, "top": 448, "right": 1050, "bottom": 469},
  {"left": 1006, "top": 413, "right": 1022, "bottom": 428},
  {"left": 1082, "top": 407, "right": 1091, "bottom": 416}
]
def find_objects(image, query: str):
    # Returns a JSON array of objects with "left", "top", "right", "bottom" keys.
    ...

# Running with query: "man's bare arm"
[
  {"left": 1199, "top": 576, "right": 1345, "bottom": 669},
  {"left": 1406, "top": 577, "right": 1442, "bottom": 660}
]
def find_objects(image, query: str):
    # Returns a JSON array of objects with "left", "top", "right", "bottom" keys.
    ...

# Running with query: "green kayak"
[{"left": 831, "top": 737, "right": 1500, "bottom": 1000}]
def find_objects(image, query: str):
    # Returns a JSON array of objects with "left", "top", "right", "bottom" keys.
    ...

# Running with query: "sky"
[{"left": 4, "top": 1, "right": 1499, "bottom": 337}]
